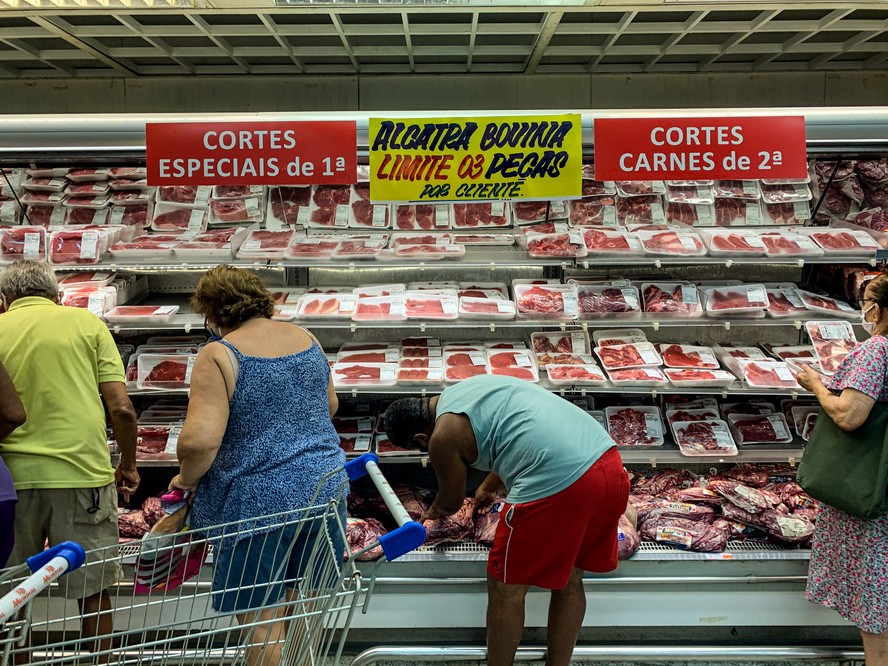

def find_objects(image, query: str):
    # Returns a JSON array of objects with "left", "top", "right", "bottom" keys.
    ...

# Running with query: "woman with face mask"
[{"left": 796, "top": 271, "right": 888, "bottom": 665}]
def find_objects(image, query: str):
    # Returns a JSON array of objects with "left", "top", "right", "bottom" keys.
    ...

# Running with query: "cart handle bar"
[
  {"left": 345, "top": 453, "right": 427, "bottom": 561},
  {"left": 0, "top": 542, "right": 85, "bottom": 625}
]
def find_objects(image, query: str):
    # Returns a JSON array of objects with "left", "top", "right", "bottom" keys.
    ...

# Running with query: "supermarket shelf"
[
  {"left": 618, "top": 445, "right": 805, "bottom": 466},
  {"left": 576, "top": 254, "right": 879, "bottom": 269},
  {"left": 127, "top": 386, "right": 190, "bottom": 396},
  {"left": 272, "top": 249, "right": 567, "bottom": 270},
  {"left": 55, "top": 260, "right": 271, "bottom": 273}
]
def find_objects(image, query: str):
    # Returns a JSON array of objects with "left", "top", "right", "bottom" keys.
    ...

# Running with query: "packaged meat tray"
[
  {"left": 60, "top": 285, "right": 117, "bottom": 314},
  {"left": 801, "top": 412, "right": 818, "bottom": 441},
  {"left": 57, "top": 270, "right": 115, "bottom": 289},
  {"left": 771, "top": 345, "right": 816, "bottom": 361},
  {"left": 486, "top": 349, "right": 539, "bottom": 382},
  {"left": 592, "top": 328, "right": 646, "bottom": 347},
  {"left": 396, "top": 367, "right": 445, "bottom": 385},
  {"left": 398, "top": 355, "right": 444, "bottom": 369},
  {"left": 403, "top": 291, "right": 459, "bottom": 320},
  {"left": 20, "top": 190, "right": 66, "bottom": 206},
  {"left": 526, "top": 232, "right": 587, "bottom": 259},
  {"left": 109, "top": 190, "right": 152, "bottom": 206},
  {"left": 297, "top": 293, "right": 357, "bottom": 319},
  {"left": 577, "top": 285, "right": 641, "bottom": 319},
  {"left": 458, "top": 281, "right": 508, "bottom": 298},
  {"left": 133, "top": 425, "right": 177, "bottom": 461},
  {"left": 209, "top": 196, "right": 265, "bottom": 225},
  {"left": 791, "top": 405, "right": 820, "bottom": 437},
  {"left": 666, "top": 185, "right": 715, "bottom": 205},
  {"left": 65, "top": 182, "right": 110, "bottom": 197},
  {"left": 665, "top": 407, "right": 720, "bottom": 424},
  {"left": 236, "top": 229, "right": 296, "bottom": 259},
  {"left": 0, "top": 226, "right": 47, "bottom": 263},
  {"left": 638, "top": 230, "right": 707, "bottom": 257},
  {"left": 333, "top": 238, "right": 386, "bottom": 260},
  {"left": 702, "top": 284, "right": 769, "bottom": 316},
  {"left": 354, "top": 283, "right": 406, "bottom": 298},
  {"left": 665, "top": 202, "right": 716, "bottom": 226},
  {"left": 67, "top": 168, "right": 110, "bottom": 183},
  {"left": 23, "top": 177, "right": 68, "bottom": 193},
  {"left": 308, "top": 185, "right": 351, "bottom": 229},
  {"left": 739, "top": 360, "right": 800, "bottom": 389},
  {"left": 284, "top": 237, "right": 340, "bottom": 260},
  {"left": 390, "top": 233, "right": 451, "bottom": 248},
  {"left": 351, "top": 296, "right": 406, "bottom": 322},
  {"left": 109, "top": 204, "right": 150, "bottom": 228},
  {"left": 641, "top": 282, "right": 703, "bottom": 317},
  {"left": 514, "top": 284, "right": 578, "bottom": 320},
  {"left": 451, "top": 233, "right": 514, "bottom": 246},
  {"left": 714, "top": 344, "right": 769, "bottom": 375},
  {"left": 728, "top": 413, "right": 793, "bottom": 445},
  {"left": 443, "top": 349, "right": 489, "bottom": 382},
  {"left": 616, "top": 196, "right": 666, "bottom": 225},
  {"left": 664, "top": 368, "right": 736, "bottom": 388},
  {"left": 136, "top": 354, "right": 196, "bottom": 390},
  {"left": 763, "top": 201, "right": 810, "bottom": 225},
  {"left": 104, "top": 305, "right": 179, "bottom": 324},
  {"left": 760, "top": 231, "right": 823, "bottom": 257},
  {"left": 349, "top": 186, "right": 390, "bottom": 229},
  {"left": 393, "top": 204, "right": 450, "bottom": 231},
  {"left": 331, "top": 362, "right": 397, "bottom": 387},
  {"left": 581, "top": 175, "right": 616, "bottom": 195},
  {"left": 531, "top": 331, "right": 589, "bottom": 356},
  {"left": 615, "top": 181, "right": 666, "bottom": 197},
  {"left": 594, "top": 342, "right": 662, "bottom": 370},
  {"left": 338, "top": 434, "right": 373, "bottom": 456},
  {"left": 511, "top": 200, "right": 558, "bottom": 225},
  {"left": 568, "top": 197, "right": 617, "bottom": 226},
  {"left": 807, "top": 228, "right": 880, "bottom": 255},
  {"left": 151, "top": 204, "right": 208, "bottom": 234},
  {"left": 672, "top": 420, "right": 738, "bottom": 457},
  {"left": 767, "top": 288, "right": 810, "bottom": 318},
  {"left": 714, "top": 180, "right": 761, "bottom": 200},
  {"left": 760, "top": 183, "right": 812, "bottom": 204},
  {"left": 157, "top": 185, "right": 212, "bottom": 207},
  {"left": 713, "top": 199, "right": 763, "bottom": 226},
  {"left": 337, "top": 347, "right": 400, "bottom": 364},
  {"left": 389, "top": 243, "right": 465, "bottom": 261},
  {"left": 109, "top": 179, "right": 150, "bottom": 192},
  {"left": 806, "top": 321, "right": 857, "bottom": 375},
  {"left": 212, "top": 185, "right": 265, "bottom": 201},
  {"left": 606, "top": 367, "right": 669, "bottom": 387},
  {"left": 49, "top": 229, "right": 105, "bottom": 265},
  {"left": 64, "top": 207, "right": 110, "bottom": 226},
  {"left": 332, "top": 415, "right": 377, "bottom": 434},
  {"left": 581, "top": 228, "right": 644, "bottom": 255},
  {"left": 451, "top": 202, "right": 510, "bottom": 228},
  {"left": 266, "top": 186, "right": 312, "bottom": 228},
  {"left": 798, "top": 291, "right": 857, "bottom": 318},
  {"left": 704, "top": 230, "right": 767, "bottom": 256},
  {"left": 458, "top": 297, "right": 516, "bottom": 319},
  {"left": 546, "top": 363, "right": 607, "bottom": 385},
  {"left": 605, "top": 406, "right": 665, "bottom": 447},
  {"left": 658, "top": 344, "right": 719, "bottom": 369}
]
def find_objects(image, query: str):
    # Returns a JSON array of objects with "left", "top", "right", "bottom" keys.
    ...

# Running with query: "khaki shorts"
[{"left": 10, "top": 484, "right": 121, "bottom": 599}]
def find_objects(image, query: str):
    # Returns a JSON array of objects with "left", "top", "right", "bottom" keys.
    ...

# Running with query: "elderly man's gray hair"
[{"left": 0, "top": 261, "right": 59, "bottom": 304}]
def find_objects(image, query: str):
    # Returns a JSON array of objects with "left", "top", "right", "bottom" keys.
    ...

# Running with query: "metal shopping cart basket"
[{"left": 0, "top": 452, "right": 426, "bottom": 666}]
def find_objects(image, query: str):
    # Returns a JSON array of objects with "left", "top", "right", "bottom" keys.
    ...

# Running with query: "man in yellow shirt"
[{"left": 0, "top": 261, "right": 139, "bottom": 657}]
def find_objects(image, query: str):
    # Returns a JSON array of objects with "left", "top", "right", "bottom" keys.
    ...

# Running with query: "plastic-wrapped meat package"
[
  {"left": 514, "top": 284, "right": 578, "bottom": 320},
  {"left": 808, "top": 229, "right": 880, "bottom": 255},
  {"left": 639, "top": 516, "right": 727, "bottom": 552},
  {"left": 708, "top": 479, "right": 775, "bottom": 513},
  {"left": 452, "top": 233, "right": 514, "bottom": 246},
  {"left": 210, "top": 196, "right": 264, "bottom": 224},
  {"left": 616, "top": 196, "right": 665, "bottom": 225},
  {"left": 486, "top": 349, "right": 539, "bottom": 382},
  {"left": 333, "top": 239, "right": 385, "bottom": 260},
  {"left": 108, "top": 167, "right": 147, "bottom": 180},
  {"left": 615, "top": 181, "right": 665, "bottom": 197},
  {"left": 666, "top": 408, "right": 720, "bottom": 425},
  {"left": 673, "top": 420, "right": 738, "bottom": 456},
  {"left": 444, "top": 349, "right": 489, "bottom": 382},
  {"left": 702, "top": 285, "right": 769, "bottom": 316},
  {"left": 728, "top": 414, "right": 793, "bottom": 445},
  {"left": 531, "top": 332, "right": 588, "bottom": 355},
  {"left": 109, "top": 204, "right": 149, "bottom": 228},
  {"left": 594, "top": 342, "right": 662, "bottom": 370},
  {"left": 526, "top": 232, "right": 587, "bottom": 259},
  {"left": 856, "top": 159, "right": 888, "bottom": 184},
  {"left": 49, "top": 230, "right": 103, "bottom": 265},
  {"left": 606, "top": 407, "right": 664, "bottom": 446},
  {"left": 459, "top": 297, "right": 515, "bottom": 319},
  {"left": 139, "top": 357, "right": 192, "bottom": 389},
  {"left": 763, "top": 201, "right": 810, "bottom": 225},
  {"left": 713, "top": 199, "right": 762, "bottom": 226},
  {"left": 577, "top": 286, "right": 640, "bottom": 318},
  {"left": 332, "top": 362, "right": 397, "bottom": 387},
  {"left": 351, "top": 296, "right": 406, "bottom": 322},
  {"left": 714, "top": 181, "right": 760, "bottom": 200},
  {"left": 135, "top": 426, "right": 174, "bottom": 460},
  {"left": 641, "top": 283, "right": 702, "bottom": 316},
  {"left": 152, "top": 206, "right": 208, "bottom": 233},
  {"left": 545, "top": 364, "right": 606, "bottom": 385},
  {"left": 616, "top": 515, "right": 641, "bottom": 560},
  {"left": 760, "top": 232, "right": 823, "bottom": 257},
  {"left": 760, "top": 183, "right": 812, "bottom": 204},
  {"left": 581, "top": 228, "right": 643, "bottom": 255},
  {"left": 659, "top": 344, "right": 719, "bottom": 369},
  {"left": 766, "top": 288, "right": 809, "bottom": 318},
  {"left": 665, "top": 368, "right": 736, "bottom": 387},
  {"left": 638, "top": 499, "right": 716, "bottom": 524},
  {"left": 423, "top": 498, "right": 476, "bottom": 546},
  {"left": 211, "top": 185, "right": 264, "bottom": 200},
  {"left": 21, "top": 190, "right": 66, "bottom": 206},
  {"left": 813, "top": 160, "right": 857, "bottom": 181},
  {"left": 638, "top": 230, "right": 706, "bottom": 256},
  {"left": 404, "top": 291, "right": 459, "bottom": 320},
  {"left": 798, "top": 291, "right": 856, "bottom": 318},
  {"left": 309, "top": 185, "right": 351, "bottom": 228},
  {"left": 23, "top": 177, "right": 68, "bottom": 192},
  {"left": 298, "top": 294, "right": 357, "bottom": 319},
  {"left": 474, "top": 501, "right": 507, "bottom": 546},
  {"left": 118, "top": 510, "right": 150, "bottom": 539},
  {"left": 739, "top": 360, "right": 800, "bottom": 389},
  {"left": 452, "top": 202, "right": 509, "bottom": 228},
  {"left": 719, "top": 503, "right": 814, "bottom": 543},
  {"left": 806, "top": 321, "right": 857, "bottom": 375},
  {"left": 801, "top": 412, "right": 818, "bottom": 442},
  {"left": 665, "top": 202, "right": 715, "bottom": 226},
  {"left": 569, "top": 196, "right": 616, "bottom": 226},
  {"left": 267, "top": 186, "right": 312, "bottom": 227},
  {"left": 511, "top": 200, "right": 552, "bottom": 224},
  {"left": 0, "top": 226, "right": 46, "bottom": 262},
  {"left": 666, "top": 185, "right": 714, "bottom": 205},
  {"left": 705, "top": 230, "right": 767, "bottom": 256},
  {"left": 390, "top": 233, "right": 452, "bottom": 248},
  {"left": 346, "top": 517, "right": 387, "bottom": 561},
  {"left": 391, "top": 243, "right": 465, "bottom": 260},
  {"left": 65, "top": 207, "right": 110, "bottom": 226},
  {"left": 65, "top": 181, "right": 110, "bottom": 196},
  {"left": 394, "top": 204, "right": 449, "bottom": 230},
  {"left": 158, "top": 185, "right": 212, "bottom": 207},
  {"left": 592, "top": 328, "right": 646, "bottom": 348},
  {"left": 284, "top": 238, "right": 340, "bottom": 260},
  {"left": 864, "top": 183, "right": 888, "bottom": 210},
  {"left": 236, "top": 229, "right": 295, "bottom": 259},
  {"left": 350, "top": 188, "right": 390, "bottom": 229},
  {"left": 582, "top": 178, "right": 616, "bottom": 196},
  {"left": 60, "top": 286, "right": 116, "bottom": 313}
]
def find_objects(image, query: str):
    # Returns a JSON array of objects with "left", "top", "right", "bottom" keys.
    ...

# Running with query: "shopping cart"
[{"left": 0, "top": 452, "right": 426, "bottom": 666}]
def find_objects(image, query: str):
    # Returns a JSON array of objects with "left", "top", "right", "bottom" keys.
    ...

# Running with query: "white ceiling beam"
[
  {"left": 524, "top": 10, "right": 562, "bottom": 75},
  {"left": 115, "top": 14, "right": 194, "bottom": 73},
  {"left": 588, "top": 10, "right": 635, "bottom": 71},
  {"left": 863, "top": 51, "right": 888, "bottom": 69},
  {"left": 29, "top": 15, "right": 138, "bottom": 76},
  {"left": 258, "top": 14, "right": 305, "bottom": 73},
  {"left": 697, "top": 9, "right": 779, "bottom": 71},
  {"left": 0, "top": 38, "right": 74, "bottom": 76},
  {"left": 642, "top": 10, "right": 706, "bottom": 72},
  {"left": 466, "top": 11, "right": 478, "bottom": 71},
  {"left": 401, "top": 12, "right": 415, "bottom": 72},
  {"left": 187, "top": 14, "right": 251, "bottom": 73},
  {"left": 0, "top": 60, "right": 18, "bottom": 77},
  {"left": 807, "top": 29, "right": 884, "bottom": 69},
  {"left": 328, "top": 12, "right": 359, "bottom": 73}
]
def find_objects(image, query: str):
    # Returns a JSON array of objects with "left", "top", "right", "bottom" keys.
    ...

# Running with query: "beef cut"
[
  {"left": 394, "top": 486, "right": 431, "bottom": 520},
  {"left": 608, "top": 408, "right": 660, "bottom": 446},
  {"left": 145, "top": 360, "right": 188, "bottom": 386},
  {"left": 118, "top": 510, "right": 150, "bottom": 539},
  {"left": 856, "top": 159, "right": 888, "bottom": 183},
  {"left": 153, "top": 209, "right": 195, "bottom": 231},
  {"left": 719, "top": 504, "right": 814, "bottom": 543},
  {"left": 313, "top": 185, "right": 351, "bottom": 207},
  {"left": 661, "top": 345, "right": 717, "bottom": 369},
  {"left": 159, "top": 186, "right": 202, "bottom": 204},
  {"left": 474, "top": 500, "right": 506, "bottom": 546},
  {"left": 578, "top": 288, "right": 636, "bottom": 315},
  {"left": 513, "top": 201, "right": 550, "bottom": 222},
  {"left": 527, "top": 234, "right": 584, "bottom": 258},
  {"left": 352, "top": 199, "right": 389, "bottom": 227},
  {"left": 632, "top": 469, "right": 695, "bottom": 496},
  {"left": 708, "top": 480, "right": 773, "bottom": 514},
  {"left": 453, "top": 204, "right": 508, "bottom": 227},
  {"left": 639, "top": 516, "right": 727, "bottom": 553},
  {"left": 142, "top": 497, "right": 164, "bottom": 526},
  {"left": 423, "top": 498, "right": 476, "bottom": 546},
  {"left": 346, "top": 517, "right": 387, "bottom": 561},
  {"left": 643, "top": 284, "right": 697, "bottom": 314},
  {"left": 617, "top": 514, "right": 640, "bottom": 560},
  {"left": 517, "top": 286, "right": 564, "bottom": 314}
]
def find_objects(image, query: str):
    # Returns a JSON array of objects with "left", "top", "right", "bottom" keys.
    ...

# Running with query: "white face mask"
[{"left": 862, "top": 304, "right": 877, "bottom": 334}]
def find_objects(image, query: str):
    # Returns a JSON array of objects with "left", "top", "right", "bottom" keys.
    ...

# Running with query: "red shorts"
[{"left": 487, "top": 447, "right": 629, "bottom": 590}]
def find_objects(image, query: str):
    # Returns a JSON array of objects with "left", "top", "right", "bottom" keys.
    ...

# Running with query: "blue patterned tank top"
[{"left": 189, "top": 338, "right": 346, "bottom": 539}]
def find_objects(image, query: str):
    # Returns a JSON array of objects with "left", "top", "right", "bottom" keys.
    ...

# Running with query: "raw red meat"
[
  {"left": 608, "top": 368, "right": 663, "bottom": 383},
  {"left": 246, "top": 230, "right": 292, "bottom": 249},
  {"left": 406, "top": 297, "right": 448, "bottom": 317},
  {"left": 719, "top": 504, "right": 814, "bottom": 543},
  {"left": 632, "top": 469, "right": 695, "bottom": 496},
  {"left": 666, "top": 369, "right": 726, "bottom": 382},
  {"left": 583, "top": 229, "right": 631, "bottom": 252},
  {"left": 336, "top": 365, "right": 382, "bottom": 380},
  {"left": 491, "top": 367, "right": 535, "bottom": 380},
  {"left": 865, "top": 185, "right": 888, "bottom": 209},
  {"left": 353, "top": 183, "right": 370, "bottom": 200},
  {"left": 582, "top": 180, "right": 610, "bottom": 196},
  {"left": 214, "top": 185, "right": 254, "bottom": 199},
  {"left": 608, "top": 408, "right": 659, "bottom": 446},
  {"left": 158, "top": 186, "right": 202, "bottom": 204},
  {"left": 708, "top": 480, "right": 773, "bottom": 513},
  {"left": 109, "top": 167, "right": 146, "bottom": 179},
  {"left": 118, "top": 510, "right": 150, "bottom": 539},
  {"left": 852, "top": 209, "right": 888, "bottom": 232},
  {"left": 667, "top": 409, "right": 718, "bottom": 424},
  {"left": 339, "top": 352, "right": 388, "bottom": 364},
  {"left": 675, "top": 422, "right": 730, "bottom": 451},
  {"left": 597, "top": 344, "right": 645, "bottom": 369},
  {"left": 474, "top": 500, "right": 506, "bottom": 546},
  {"left": 616, "top": 196, "right": 661, "bottom": 224},
  {"left": 706, "top": 289, "right": 766, "bottom": 311},
  {"left": 489, "top": 352, "right": 521, "bottom": 368},
  {"left": 811, "top": 231, "right": 867, "bottom": 251},
  {"left": 731, "top": 417, "right": 782, "bottom": 443},
  {"left": 643, "top": 284, "right": 695, "bottom": 314},
  {"left": 641, "top": 231, "right": 703, "bottom": 255},
  {"left": 713, "top": 198, "right": 752, "bottom": 226},
  {"left": 460, "top": 299, "right": 504, "bottom": 314},
  {"left": 354, "top": 301, "right": 392, "bottom": 318},
  {"left": 661, "top": 345, "right": 715, "bottom": 369},
  {"left": 51, "top": 231, "right": 100, "bottom": 264},
  {"left": 347, "top": 517, "right": 387, "bottom": 561},
  {"left": 639, "top": 516, "right": 727, "bottom": 552},
  {"left": 272, "top": 186, "right": 311, "bottom": 207},
  {"left": 578, "top": 288, "right": 635, "bottom": 315},
  {"left": 136, "top": 427, "right": 171, "bottom": 456},
  {"left": 617, "top": 514, "right": 641, "bottom": 560},
  {"left": 767, "top": 290, "right": 806, "bottom": 315},
  {"left": 453, "top": 204, "right": 508, "bottom": 227},
  {"left": 641, "top": 500, "right": 716, "bottom": 524},
  {"left": 527, "top": 234, "right": 583, "bottom": 258},
  {"left": 710, "top": 234, "right": 763, "bottom": 253},
  {"left": 517, "top": 286, "right": 564, "bottom": 313},
  {"left": 313, "top": 185, "right": 351, "bottom": 207},
  {"left": 513, "top": 201, "right": 550, "bottom": 222},
  {"left": 742, "top": 362, "right": 796, "bottom": 387},
  {"left": 536, "top": 353, "right": 586, "bottom": 367},
  {"left": 668, "top": 487, "right": 724, "bottom": 506},
  {"left": 446, "top": 365, "right": 487, "bottom": 380},
  {"left": 570, "top": 197, "right": 615, "bottom": 225},
  {"left": 145, "top": 360, "right": 188, "bottom": 385},
  {"left": 446, "top": 353, "right": 476, "bottom": 367},
  {"left": 616, "top": 181, "right": 658, "bottom": 195},
  {"left": 665, "top": 203, "right": 706, "bottom": 225},
  {"left": 115, "top": 204, "right": 149, "bottom": 227},
  {"left": 210, "top": 199, "right": 256, "bottom": 222},
  {"left": 532, "top": 335, "right": 573, "bottom": 354},
  {"left": 66, "top": 183, "right": 108, "bottom": 195},
  {"left": 352, "top": 199, "right": 389, "bottom": 226},
  {"left": 1, "top": 227, "right": 44, "bottom": 256},
  {"left": 304, "top": 298, "right": 343, "bottom": 316},
  {"left": 547, "top": 366, "right": 602, "bottom": 381},
  {"left": 423, "top": 498, "right": 475, "bottom": 546},
  {"left": 289, "top": 240, "right": 339, "bottom": 255},
  {"left": 715, "top": 181, "right": 758, "bottom": 198},
  {"left": 857, "top": 159, "right": 888, "bottom": 183},
  {"left": 67, "top": 208, "right": 106, "bottom": 225},
  {"left": 813, "top": 161, "right": 857, "bottom": 181},
  {"left": 153, "top": 209, "right": 194, "bottom": 231}
]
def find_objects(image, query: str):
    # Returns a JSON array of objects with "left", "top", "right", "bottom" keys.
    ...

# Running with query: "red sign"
[
  {"left": 146, "top": 121, "right": 358, "bottom": 186},
  {"left": 593, "top": 116, "right": 807, "bottom": 181}
]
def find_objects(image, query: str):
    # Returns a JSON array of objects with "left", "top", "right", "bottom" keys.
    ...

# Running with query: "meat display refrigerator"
[{"left": 3, "top": 108, "right": 886, "bottom": 652}]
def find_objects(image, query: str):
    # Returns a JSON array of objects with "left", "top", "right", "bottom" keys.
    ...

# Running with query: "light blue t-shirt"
[{"left": 436, "top": 375, "right": 615, "bottom": 504}]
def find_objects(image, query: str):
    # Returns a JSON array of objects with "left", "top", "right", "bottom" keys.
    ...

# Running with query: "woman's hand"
[
  {"left": 795, "top": 364, "right": 825, "bottom": 393},
  {"left": 169, "top": 474, "right": 198, "bottom": 492}
]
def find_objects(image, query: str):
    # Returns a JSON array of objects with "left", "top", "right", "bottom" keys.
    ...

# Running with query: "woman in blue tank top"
[{"left": 171, "top": 266, "right": 346, "bottom": 666}]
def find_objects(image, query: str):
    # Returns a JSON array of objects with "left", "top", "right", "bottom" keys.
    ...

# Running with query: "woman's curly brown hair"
[{"left": 192, "top": 265, "right": 275, "bottom": 329}]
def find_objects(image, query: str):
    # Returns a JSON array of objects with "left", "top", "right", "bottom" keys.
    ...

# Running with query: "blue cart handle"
[{"left": 26, "top": 542, "right": 86, "bottom": 575}]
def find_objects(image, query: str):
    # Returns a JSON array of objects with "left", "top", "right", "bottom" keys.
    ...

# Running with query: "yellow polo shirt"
[{"left": 0, "top": 296, "right": 123, "bottom": 490}]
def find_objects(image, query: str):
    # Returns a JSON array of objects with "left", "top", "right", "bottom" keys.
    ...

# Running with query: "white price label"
[
  {"left": 22, "top": 232, "right": 40, "bottom": 259},
  {"left": 0, "top": 202, "right": 15, "bottom": 222},
  {"left": 850, "top": 230, "right": 880, "bottom": 248},
  {"left": 626, "top": 235, "right": 643, "bottom": 251},
  {"left": 195, "top": 186, "right": 212, "bottom": 203},
  {"left": 339, "top": 298, "right": 356, "bottom": 313},
  {"left": 515, "top": 354, "right": 533, "bottom": 368},
  {"left": 793, "top": 236, "right": 817, "bottom": 249},
  {"left": 621, "top": 289, "right": 640, "bottom": 310},
  {"left": 745, "top": 204, "right": 763, "bottom": 225},
  {"left": 49, "top": 207, "right": 66, "bottom": 227},
  {"left": 496, "top": 300, "right": 515, "bottom": 314},
  {"left": 712, "top": 424, "right": 734, "bottom": 448},
  {"left": 568, "top": 231, "right": 584, "bottom": 246},
  {"left": 553, "top": 222, "right": 569, "bottom": 233},
  {"left": 388, "top": 299, "right": 404, "bottom": 316},
  {"left": 490, "top": 201, "right": 505, "bottom": 217},
  {"left": 650, "top": 203, "right": 665, "bottom": 223},
  {"left": 80, "top": 232, "right": 99, "bottom": 259},
  {"left": 696, "top": 187, "right": 709, "bottom": 201},
  {"left": 570, "top": 332, "right": 587, "bottom": 353},
  {"left": 441, "top": 297, "right": 458, "bottom": 315},
  {"left": 358, "top": 418, "right": 374, "bottom": 432},
  {"left": 549, "top": 201, "right": 567, "bottom": 217},
  {"left": 696, "top": 206, "right": 713, "bottom": 225},
  {"left": 608, "top": 279, "right": 631, "bottom": 288},
  {"left": 335, "top": 205, "right": 349, "bottom": 227},
  {"left": 742, "top": 182, "right": 758, "bottom": 196},
  {"left": 676, "top": 232, "right": 699, "bottom": 251},
  {"left": 601, "top": 207, "right": 618, "bottom": 226},
  {"left": 746, "top": 286, "right": 767, "bottom": 305},
  {"left": 164, "top": 427, "right": 182, "bottom": 454},
  {"left": 284, "top": 292, "right": 302, "bottom": 304},
  {"left": 49, "top": 178, "right": 66, "bottom": 189},
  {"left": 816, "top": 323, "right": 850, "bottom": 341},
  {"left": 110, "top": 207, "right": 125, "bottom": 225},
  {"left": 380, "top": 365, "right": 396, "bottom": 381},
  {"left": 354, "top": 436, "right": 372, "bottom": 452},
  {"left": 426, "top": 347, "right": 443, "bottom": 357},
  {"left": 774, "top": 364, "right": 795, "bottom": 381},
  {"left": 468, "top": 352, "right": 487, "bottom": 366},
  {"left": 244, "top": 198, "right": 261, "bottom": 218},
  {"left": 562, "top": 291, "right": 578, "bottom": 316},
  {"left": 644, "top": 412, "right": 662, "bottom": 438},
  {"left": 793, "top": 202, "right": 810, "bottom": 220},
  {"left": 435, "top": 205, "right": 449, "bottom": 227},
  {"left": 154, "top": 306, "right": 177, "bottom": 316},
  {"left": 680, "top": 285, "right": 698, "bottom": 305},
  {"left": 637, "top": 345, "right": 660, "bottom": 365},
  {"left": 295, "top": 207, "right": 311, "bottom": 226},
  {"left": 371, "top": 206, "right": 387, "bottom": 228},
  {"left": 696, "top": 349, "right": 718, "bottom": 366},
  {"left": 780, "top": 289, "right": 805, "bottom": 308},
  {"left": 385, "top": 349, "right": 400, "bottom": 363},
  {"left": 87, "top": 293, "right": 105, "bottom": 316},
  {"left": 241, "top": 240, "right": 261, "bottom": 251},
  {"left": 424, "top": 358, "right": 444, "bottom": 369},
  {"left": 770, "top": 416, "right": 790, "bottom": 440},
  {"left": 792, "top": 184, "right": 809, "bottom": 198},
  {"left": 184, "top": 356, "right": 197, "bottom": 383},
  {"left": 276, "top": 306, "right": 298, "bottom": 319},
  {"left": 187, "top": 210, "right": 204, "bottom": 232}
]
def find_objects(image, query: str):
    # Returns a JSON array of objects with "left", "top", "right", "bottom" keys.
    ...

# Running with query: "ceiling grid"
[{"left": 0, "top": 5, "right": 884, "bottom": 78}]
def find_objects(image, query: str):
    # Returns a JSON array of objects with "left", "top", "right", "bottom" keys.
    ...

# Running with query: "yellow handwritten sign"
[{"left": 368, "top": 114, "right": 582, "bottom": 203}]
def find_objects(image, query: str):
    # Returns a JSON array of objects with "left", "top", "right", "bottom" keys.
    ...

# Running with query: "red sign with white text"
[
  {"left": 593, "top": 116, "right": 807, "bottom": 181},
  {"left": 146, "top": 121, "right": 358, "bottom": 186}
]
